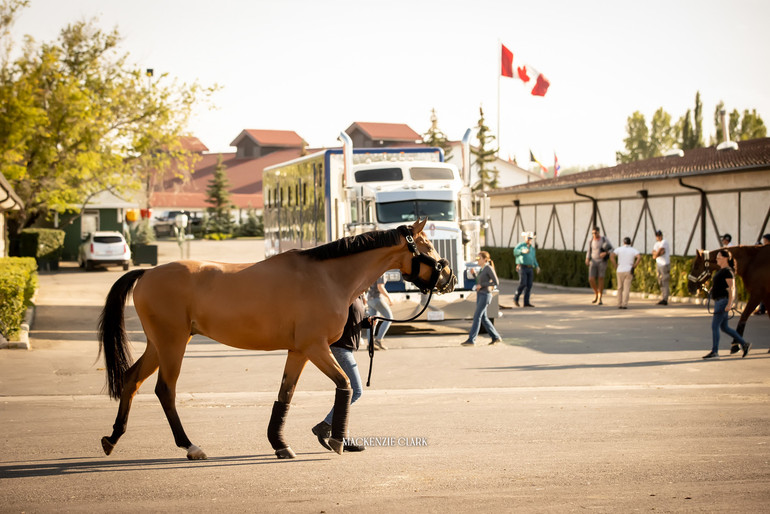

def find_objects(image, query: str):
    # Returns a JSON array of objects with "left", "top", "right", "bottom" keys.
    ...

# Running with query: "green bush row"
[
  {"left": 0, "top": 257, "right": 38, "bottom": 339},
  {"left": 483, "top": 247, "right": 747, "bottom": 301},
  {"left": 19, "top": 228, "right": 66, "bottom": 261}
]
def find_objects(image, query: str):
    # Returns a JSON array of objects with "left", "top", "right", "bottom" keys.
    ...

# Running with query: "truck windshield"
[{"left": 376, "top": 200, "right": 455, "bottom": 223}]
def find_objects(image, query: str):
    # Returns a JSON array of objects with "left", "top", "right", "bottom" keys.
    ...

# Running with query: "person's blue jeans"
[
  {"left": 515, "top": 266, "right": 534, "bottom": 304},
  {"left": 468, "top": 291, "right": 501, "bottom": 342},
  {"left": 323, "top": 346, "right": 363, "bottom": 425},
  {"left": 367, "top": 297, "right": 392, "bottom": 341},
  {"left": 711, "top": 297, "right": 746, "bottom": 354}
]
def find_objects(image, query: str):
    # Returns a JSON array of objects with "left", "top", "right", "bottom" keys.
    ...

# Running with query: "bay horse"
[
  {"left": 687, "top": 244, "right": 770, "bottom": 352},
  {"left": 98, "top": 219, "right": 456, "bottom": 460}
]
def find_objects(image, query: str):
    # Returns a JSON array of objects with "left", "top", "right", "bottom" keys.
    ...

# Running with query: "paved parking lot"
[{"left": 1, "top": 239, "right": 769, "bottom": 512}]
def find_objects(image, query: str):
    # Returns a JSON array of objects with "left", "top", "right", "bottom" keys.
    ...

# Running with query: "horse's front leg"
[
  {"left": 305, "top": 344, "right": 351, "bottom": 455},
  {"left": 268, "top": 350, "right": 308, "bottom": 459}
]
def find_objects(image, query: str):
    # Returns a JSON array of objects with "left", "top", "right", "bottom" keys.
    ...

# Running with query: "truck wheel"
[
  {"left": 85, "top": 260, "right": 94, "bottom": 271},
  {"left": 123, "top": 262, "right": 130, "bottom": 271}
]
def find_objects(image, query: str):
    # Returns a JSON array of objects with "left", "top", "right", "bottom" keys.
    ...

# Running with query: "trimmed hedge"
[
  {"left": 19, "top": 228, "right": 66, "bottom": 263},
  {"left": 483, "top": 247, "right": 747, "bottom": 301},
  {"left": 0, "top": 257, "right": 38, "bottom": 339}
]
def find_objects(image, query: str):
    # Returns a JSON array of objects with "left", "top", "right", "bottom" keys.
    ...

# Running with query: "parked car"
[
  {"left": 152, "top": 210, "right": 203, "bottom": 237},
  {"left": 78, "top": 231, "right": 131, "bottom": 271}
]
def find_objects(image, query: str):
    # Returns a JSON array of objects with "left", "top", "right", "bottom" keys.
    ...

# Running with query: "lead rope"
[{"left": 366, "top": 289, "right": 434, "bottom": 387}]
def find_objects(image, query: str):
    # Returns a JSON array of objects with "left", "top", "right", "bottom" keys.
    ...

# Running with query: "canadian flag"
[{"left": 501, "top": 44, "right": 550, "bottom": 97}]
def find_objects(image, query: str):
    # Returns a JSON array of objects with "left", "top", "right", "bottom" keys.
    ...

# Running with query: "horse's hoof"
[
  {"left": 328, "top": 438, "right": 344, "bottom": 455},
  {"left": 101, "top": 436, "right": 115, "bottom": 456},
  {"left": 275, "top": 447, "right": 296, "bottom": 459},
  {"left": 186, "top": 444, "right": 207, "bottom": 460}
]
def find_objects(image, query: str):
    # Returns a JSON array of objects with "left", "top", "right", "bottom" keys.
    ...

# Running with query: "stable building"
[{"left": 485, "top": 138, "right": 770, "bottom": 255}]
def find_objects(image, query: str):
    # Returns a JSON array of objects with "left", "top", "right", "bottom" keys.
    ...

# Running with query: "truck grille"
[{"left": 432, "top": 238, "right": 459, "bottom": 277}]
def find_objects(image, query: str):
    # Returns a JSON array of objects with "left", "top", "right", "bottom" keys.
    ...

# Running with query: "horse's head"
[
  {"left": 687, "top": 249, "right": 714, "bottom": 294},
  {"left": 398, "top": 218, "right": 457, "bottom": 295}
]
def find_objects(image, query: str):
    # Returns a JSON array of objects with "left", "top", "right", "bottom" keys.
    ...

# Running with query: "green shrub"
[
  {"left": 19, "top": 228, "right": 66, "bottom": 262},
  {"left": 0, "top": 257, "right": 38, "bottom": 339},
  {"left": 483, "top": 247, "right": 745, "bottom": 300}
]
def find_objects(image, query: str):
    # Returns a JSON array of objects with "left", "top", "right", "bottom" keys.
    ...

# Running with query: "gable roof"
[
  {"left": 178, "top": 136, "right": 209, "bottom": 153},
  {"left": 488, "top": 138, "right": 770, "bottom": 195},
  {"left": 346, "top": 122, "right": 420, "bottom": 142},
  {"left": 229, "top": 129, "right": 305, "bottom": 148}
]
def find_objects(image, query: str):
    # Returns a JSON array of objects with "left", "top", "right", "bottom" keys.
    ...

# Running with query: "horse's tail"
[{"left": 98, "top": 269, "right": 146, "bottom": 400}]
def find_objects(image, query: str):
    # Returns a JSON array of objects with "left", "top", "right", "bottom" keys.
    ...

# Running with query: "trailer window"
[
  {"left": 377, "top": 200, "right": 455, "bottom": 223},
  {"left": 355, "top": 167, "right": 403, "bottom": 182},
  {"left": 410, "top": 167, "right": 455, "bottom": 180}
]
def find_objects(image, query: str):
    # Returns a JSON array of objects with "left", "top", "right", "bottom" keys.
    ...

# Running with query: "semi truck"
[{"left": 262, "top": 130, "right": 497, "bottom": 321}]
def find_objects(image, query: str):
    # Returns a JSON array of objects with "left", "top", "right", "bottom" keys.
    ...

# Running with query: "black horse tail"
[{"left": 98, "top": 269, "right": 146, "bottom": 400}]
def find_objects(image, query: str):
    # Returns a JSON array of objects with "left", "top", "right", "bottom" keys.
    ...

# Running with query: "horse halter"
[
  {"left": 397, "top": 225, "right": 454, "bottom": 294},
  {"left": 687, "top": 250, "right": 712, "bottom": 286}
]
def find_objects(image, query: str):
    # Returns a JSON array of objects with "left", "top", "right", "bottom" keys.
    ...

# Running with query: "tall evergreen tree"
[
  {"left": 471, "top": 106, "right": 498, "bottom": 191},
  {"left": 680, "top": 91, "right": 704, "bottom": 150},
  {"left": 205, "top": 155, "right": 234, "bottom": 235},
  {"left": 422, "top": 108, "right": 453, "bottom": 161}
]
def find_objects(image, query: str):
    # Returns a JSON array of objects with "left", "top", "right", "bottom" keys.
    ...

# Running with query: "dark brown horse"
[
  {"left": 687, "top": 244, "right": 770, "bottom": 351},
  {"left": 98, "top": 219, "right": 456, "bottom": 460}
]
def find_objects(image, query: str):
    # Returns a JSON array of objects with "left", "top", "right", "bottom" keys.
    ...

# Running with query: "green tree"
[
  {"left": 616, "top": 108, "right": 677, "bottom": 163},
  {"left": 471, "top": 105, "right": 498, "bottom": 191},
  {"left": 0, "top": 1, "right": 215, "bottom": 235},
  {"left": 204, "top": 155, "right": 233, "bottom": 235},
  {"left": 680, "top": 91, "right": 704, "bottom": 150},
  {"left": 422, "top": 108, "right": 453, "bottom": 161},
  {"left": 712, "top": 101, "right": 767, "bottom": 143}
]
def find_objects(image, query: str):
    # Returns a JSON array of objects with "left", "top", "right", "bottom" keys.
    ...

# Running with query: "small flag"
[
  {"left": 530, "top": 150, "right": 548, "bottom": 177},
  {"left": 554, "top": 153, "right": 561, "bottom": 177}
]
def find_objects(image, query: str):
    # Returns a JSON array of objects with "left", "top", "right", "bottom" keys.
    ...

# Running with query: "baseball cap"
[
  {"left": 721, "top": 233, "right": 732, "bottom": 242},
  {"left": 623, "top": 237, "right": 631, "bottom": 245},
  {"left": 521, "top": 231, "right": 535, "bottom": 240},
  {"left": 654, "top": 229, "right": 663, "bottom": 237}
]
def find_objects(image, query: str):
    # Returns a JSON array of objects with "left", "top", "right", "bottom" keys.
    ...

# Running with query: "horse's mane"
[{"left": 297, "top": 228, "right": 403, "bottom": 261}]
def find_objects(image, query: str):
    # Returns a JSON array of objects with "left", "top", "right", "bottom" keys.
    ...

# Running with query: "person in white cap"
[{"left": 513, "top": 232, "right": 540, "bottom": 307}]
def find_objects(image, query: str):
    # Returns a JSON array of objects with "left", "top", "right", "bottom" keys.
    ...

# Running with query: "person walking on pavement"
[
  {"left": 513, "top": 232, "right": 540, "bottom": 307},
  {"left": 311, "top": 297, "right": 369, "bottom": 452},
  {"left": 652, "top": 229, "right": 671, "bottom": 306},
  {"left": 702, "top": 249, "right": 751, "bottom": 359},
  {"left": 462, "top": 251, "right": 503, "bottom": 346},
  {"left": 366, "top": 275, "right": 392, "bottom": 351},
  {"left": 586, "top": 227, "right": 612, "bottom": 305},
  {"left": 610, "top": 237, "right": 641, "bottom": 309}
]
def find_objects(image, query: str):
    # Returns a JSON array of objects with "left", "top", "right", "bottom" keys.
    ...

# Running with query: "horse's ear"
[
  {"left": 696, "top": 249, "right": 702, "bottom": 258},
  {"left": 412, "top": 217, "right": 427, "bottom": 234}
]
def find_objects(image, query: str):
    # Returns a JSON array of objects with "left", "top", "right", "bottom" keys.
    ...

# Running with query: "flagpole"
[{"left": 497, "top": 39, "right": 501, "bottom": 157}]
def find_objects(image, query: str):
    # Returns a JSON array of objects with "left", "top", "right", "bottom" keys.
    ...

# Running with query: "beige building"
[{"left": 485, "top": 138, "right": 770, "bottom": 255}]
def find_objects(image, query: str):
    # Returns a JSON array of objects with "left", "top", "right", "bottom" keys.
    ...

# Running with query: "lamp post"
[{"left": 174, "top": 213, "right": 189, "bottom": 259}]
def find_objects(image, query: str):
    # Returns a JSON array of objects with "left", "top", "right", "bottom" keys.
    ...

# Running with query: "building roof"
[
  {"left": 488, "top": 138, "right": 770, "bottom": 195},
  {"left": 151, "top": 148, "right": 308, "bottom": 210},
  {"left": 178, "top": 136, "right": 209, "bottom": 153},
  {"left": 346, "top": 122, "right": 421, "bottom": 142},
  {"left": 0, "top": 172, "right": 23, "bottom": 211},
  {"left": 229, "top": 129, "right": 305, "bottom": 148}
]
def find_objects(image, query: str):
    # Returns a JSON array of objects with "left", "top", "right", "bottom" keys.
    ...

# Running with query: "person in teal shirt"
[{"left": 513, "top": 232, "right": 540, "bottom": 307}]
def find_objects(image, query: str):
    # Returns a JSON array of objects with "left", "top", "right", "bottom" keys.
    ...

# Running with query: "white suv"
[{"left": 78, "top": 231, "right": 131, "bottom": 271}]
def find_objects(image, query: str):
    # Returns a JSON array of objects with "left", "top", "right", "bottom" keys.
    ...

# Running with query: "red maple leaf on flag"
[{"left": 517, "top": 66, "right": 530, "bottom": 82}]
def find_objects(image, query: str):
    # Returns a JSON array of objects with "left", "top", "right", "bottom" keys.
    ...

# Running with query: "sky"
[{"left": 7, "top": 0, "right": 770, "bottom": 170}]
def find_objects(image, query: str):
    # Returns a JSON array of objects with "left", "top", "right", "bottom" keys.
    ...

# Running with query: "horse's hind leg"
[
  {"left": 102, "top": 346, "right": 159, "bottom": 455},
  {"left": 153, "top": 335, "right": 205, "bottom": 460},
  {"left": 731, "top": 296, "right": 758, "bottom": 353},
  {"left": 268, "top": 350, "right": 308, "bottom": 459}
]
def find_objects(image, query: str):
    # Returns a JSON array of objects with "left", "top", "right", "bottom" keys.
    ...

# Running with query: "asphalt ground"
[{"left": 1, "top": 239, "right": 769, "bottom": 513}]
